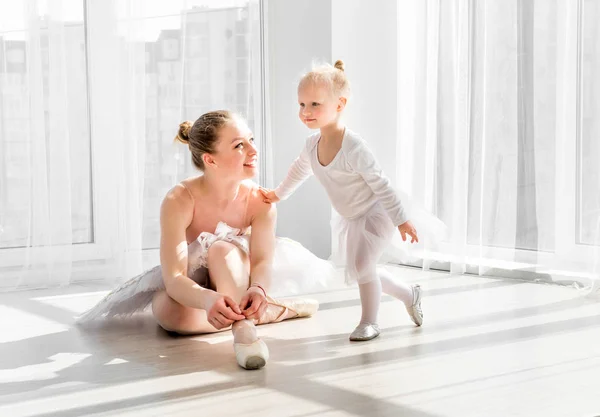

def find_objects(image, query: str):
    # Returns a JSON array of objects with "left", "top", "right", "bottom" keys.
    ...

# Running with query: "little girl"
[{"left": 261, "top": 60, "right": 444, "bottom": 341}]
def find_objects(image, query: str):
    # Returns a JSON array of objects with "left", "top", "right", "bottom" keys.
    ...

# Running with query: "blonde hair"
[
  {"left": 175, "top": 110, "right": 237, "bottom": 171},
  {"left": 299, "top": 59, "right": 350, "bottom": 97}
]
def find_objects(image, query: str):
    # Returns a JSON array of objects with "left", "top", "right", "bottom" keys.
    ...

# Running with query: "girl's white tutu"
[
  {"left": 330, "top": 190, "right": 447, "bottom": 285},
  {"left": 78, "top": 222, "right": 338, "bottom": 323}
]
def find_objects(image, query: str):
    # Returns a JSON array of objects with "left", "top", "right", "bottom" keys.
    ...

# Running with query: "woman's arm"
[
  {"left": 159, "top": 185, "right": 216, "bottom": 310},
  {"left": 248, "top": 202, "right": 277, "bottom": 290},
  {"left": 239, "top": 200, "right": 277, "bottom": 319}
]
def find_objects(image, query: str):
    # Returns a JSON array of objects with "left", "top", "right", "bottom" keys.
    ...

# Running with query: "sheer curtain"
[
  {"left": 397, "top": 0, "right": 600, "bottom": 288},
  {"left": 0, "top": 0, "right": 264, "bottom": 290}
]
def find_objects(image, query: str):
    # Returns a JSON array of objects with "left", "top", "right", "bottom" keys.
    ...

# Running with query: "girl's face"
[
  {"left": 298, "top": 82, "right": 345, "bottom": 129},
  {"left": 205, "top": 118, "right": 258, "bottom": 180}
]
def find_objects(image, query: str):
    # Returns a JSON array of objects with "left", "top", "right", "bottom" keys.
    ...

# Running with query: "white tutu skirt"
[
  {"left": 78, "top": 222, "right": 338, "bottom": 322},
  {"left": 330, "top": 192, "right": 447, "bottom": 285}
]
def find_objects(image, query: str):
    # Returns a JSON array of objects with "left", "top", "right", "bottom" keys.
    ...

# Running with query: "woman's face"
[{"left": 206, "top": 118, "right": 258, "bottom": 180}]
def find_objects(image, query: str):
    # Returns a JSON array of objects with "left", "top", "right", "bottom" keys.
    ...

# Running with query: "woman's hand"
[
  {"left": 398, "top": 220, "right": 419, "bottom": 243},
  {"left": 239, "top": 286, "right": 268, "bottom": 321},
  {"left": 204, "top": 291, "right": 246, "bottom": 330},
  {"left": 259, "top": 188, "right": 281, "bottom": 204}
]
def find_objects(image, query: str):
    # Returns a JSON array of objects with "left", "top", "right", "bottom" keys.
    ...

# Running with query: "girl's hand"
[
  {"left": 398, "top": 221, "right": 419, "bottom": 243},
  {"left": 259, "top": 188, "right": 281, "bottom": 204},
  {"left": 204, "top": 291, "right": 246, "bottom": 330},
  {"left": 239, "top": 286, "right": 268, "bottom": 320}
]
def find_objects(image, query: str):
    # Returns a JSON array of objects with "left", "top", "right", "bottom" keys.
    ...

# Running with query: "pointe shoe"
[
  {"left": 406, "top": 284, "right": 423, "bottom": 326},
  {"left": 234, "top": 338, "right": 269, "bottom": 370},
  {"left": 349, "top": 323, "right": 381, "bottom": 341},
  {"left": 256, "top": 296, "right": 319, "bottom": 325}
]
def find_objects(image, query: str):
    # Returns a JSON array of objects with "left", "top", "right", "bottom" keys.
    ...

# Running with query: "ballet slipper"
[
  {"left": 234, "top": 338, "right": 269, "bottom": 370},
  {"left": 255, "top": 296, "right": 319, "bottom": 325},
  {"left": 349, "top": 323, "right": 381, "bottom": 341},
  {"left": 406, "top": 284, "right": 423, "bottom": 326}
]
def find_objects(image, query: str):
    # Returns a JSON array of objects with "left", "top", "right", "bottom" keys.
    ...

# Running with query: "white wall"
[
  {"left": 331, "top": 0, "right": 400, "bottom": 185},
  {"left": 266, "top": 0, "right": 333, "bottom": 258}
]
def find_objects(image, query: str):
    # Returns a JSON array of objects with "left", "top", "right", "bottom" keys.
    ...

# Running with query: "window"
[
  {"left": 0, "top": 0, "right": 92, "bottom": 249},
  {"left": 0, "top": 0, "right": 265, "bottom": 284}
]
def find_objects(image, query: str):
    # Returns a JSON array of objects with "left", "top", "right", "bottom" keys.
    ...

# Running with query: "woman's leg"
[
  {"left": 205, "top": 241, "right": 270, "bottom": 369},
  {"left": 152, "top": 241, "right": 251, "bottom": 335},
  {"left": 152, "top": 291, "right": 216, "bottom": 335}
]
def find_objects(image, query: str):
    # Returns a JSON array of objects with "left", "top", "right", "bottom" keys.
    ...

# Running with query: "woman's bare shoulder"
[
  {"left": 161, "top": 180, "right": 197, "bottom": 214},
  {"left": 243, "top": 180, "right": 276, "bottom": 221}
]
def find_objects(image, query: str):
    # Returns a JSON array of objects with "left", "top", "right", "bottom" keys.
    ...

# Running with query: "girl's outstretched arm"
[{"left": 265, "top": 143, "right": 314, "bottom": 202}]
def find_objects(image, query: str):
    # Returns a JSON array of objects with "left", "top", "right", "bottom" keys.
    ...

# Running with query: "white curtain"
[
  {"left": 0, "top": 0, "right": 263, "bottom": 290},
  {"left": 397, "top": 0, "right": 600, "bottom": 288}
]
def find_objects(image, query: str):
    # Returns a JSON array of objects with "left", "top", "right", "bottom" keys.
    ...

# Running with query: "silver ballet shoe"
[
  {"left": 406, "top": 284, "right": 423, "bottom": 326},
  {"left": 234, "top": 338, "right": 269, "bottom": 370},
  {"left": 349, "top": 323, "right": 381, "bottom": 341}
]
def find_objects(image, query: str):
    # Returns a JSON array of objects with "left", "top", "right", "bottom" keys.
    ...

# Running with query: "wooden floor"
[{"left": 1, "top": 266, "right": 600, "bottom": 417}]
